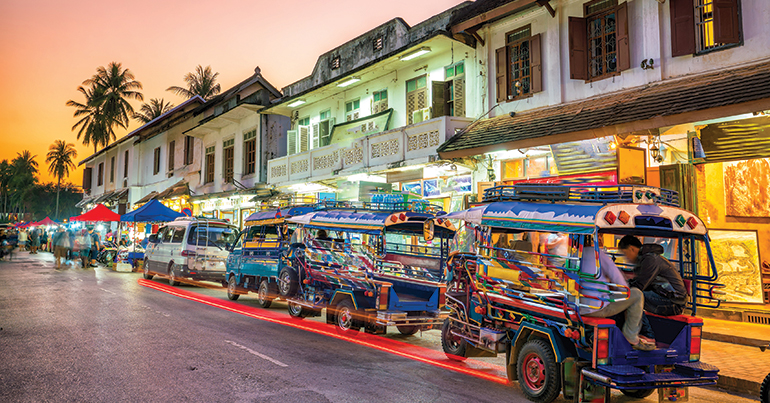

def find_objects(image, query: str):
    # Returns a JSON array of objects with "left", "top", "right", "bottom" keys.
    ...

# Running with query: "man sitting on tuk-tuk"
[
  {"left": 581, "top": 236, "right": 656, "bottom": 351},
  {"left": 619, "top": 235, "right": 688, "bottom": 316}
]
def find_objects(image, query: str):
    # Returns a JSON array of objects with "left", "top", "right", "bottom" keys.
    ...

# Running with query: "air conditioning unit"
[{"left": 412, "top": 108, "right": 431, "bottom": 124}]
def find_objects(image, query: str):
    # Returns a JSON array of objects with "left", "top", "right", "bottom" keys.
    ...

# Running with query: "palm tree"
[
  {"left": 66, "top": 84, "right": 109, "bottom": 153},
  {"left": 167, "top": 65, "right": 221, "bottom": 100},
  {"left": 0, "top": 160, "right": 10, "bottom": 216},
  {"left": 46, "top": 141, "right": 78, "bottom": 220},
  {"left": 133, "top": 98, "right": 175, "bottom": 124},
  {"left": 9, "top": 151, "right": 39, "bottom": 215},
  {"left": 68, "top": 62, "right": 143, "bottom": 152}
]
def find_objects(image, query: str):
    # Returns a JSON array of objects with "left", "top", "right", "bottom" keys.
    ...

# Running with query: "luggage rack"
[
  {"left": 483, "top": 184, "right": 680, "bottom": 207},
  {"left": 315, "top": 200, "right": 444, "bottom": 214}
]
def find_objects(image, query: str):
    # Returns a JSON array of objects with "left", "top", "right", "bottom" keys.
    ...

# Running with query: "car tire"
[
  {"left": 620, "top": 389, "right": 655, "bottom": 399},
  {"left": 227, "top": 275, "right": 240, "bottom": 301},
  {"left": 168, "top": 264, "right": 180, "bottom": 286},
  {"left": 441, "top": 319, "right": 467, "bottom": 361},
  {"left": 278, "top": 268, "right": 298, "bottom": 297},
  {"left": 396, "top": 325, "right": 420, "bottom": 336},
  {"left": 517, "top": 339, "right": 561, "bottom": 403},
  {"left": 257, "top": 280, "right": 276, "bottom": 308},
  {"left": 287, "top": 300, "right": 312, "bottom": 319},
  {"left": 760, "top": 372, "right": 769, "bottom": 403},
  {"left": 142, "top": 259, "right": 153, "bottom": 280},
  {"left": 334, "top": 299, "right": 361, "bottom": 334}
]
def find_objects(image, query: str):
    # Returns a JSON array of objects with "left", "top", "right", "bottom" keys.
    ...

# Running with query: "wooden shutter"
[
  {"left": 495, "top": 46, "right": 508, "bottom": 103},
  {"left": 431, "top": 81, "right": 446, "bottom": 118},
  {"left": 312, "top": 123, "right": 320, "bottom": 148},
  {"left": 83, "top": 167, "right": 92, "bottom": 192},
  {"left": 568, "top": 17, "right": 588, "bottom": 80},
  {"left": 287, "top": 129, "right": 297, "bottom": 155},
  {"left": 670, "top": 0, "right": 696, "bottom": 57},
  {"left": 713, "top": 0, "right": 741, "bottom": 44},
  {"left": 453, "top": 77, "right": 465, "bottom": 116},
  {"left": 530, "top": 34, "right": 542, "bottom": 93},
  {"left": 616, "top": 2, "right": 630, "bottom": 71},
  {"left": 299, "top": 126, "right": 309, "bottom": 153},
  {"left": 406, "top": 91, "right": 416, "bottom": 124}
]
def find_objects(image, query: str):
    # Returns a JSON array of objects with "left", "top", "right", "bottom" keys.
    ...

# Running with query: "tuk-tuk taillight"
[
  {"left": 438, "top": 285, "right": 446, "bottom": 308},
  {"left": 379, "top": 286, "right": 389, "bottom": 310},
  {"left": 690, "top": 325, "right": 702, "bottom": 361},
  {"left": 595, "top": 327, "right": 610, "bottom": 366}
]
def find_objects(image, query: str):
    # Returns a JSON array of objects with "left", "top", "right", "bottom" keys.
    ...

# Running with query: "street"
[{"left": 0, "top": 253, "right": 760, "bottom": 403}]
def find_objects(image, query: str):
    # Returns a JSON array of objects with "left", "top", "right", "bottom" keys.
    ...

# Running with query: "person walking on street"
[
  {"left": 53, "top": 227, "right": 69, "bottom": 269},
  {"left": 77, "top": 229, "right": 92, "bottom": 269},
  {"left": 88, "top": 228, "right": 101, "bottom": 267},
  {"left": 40, "top": 230, "right": 49, "bottom": 252},
  {"left": 18, "top": 229, "right": 27, "bottom": 251},
  {"left": 29, "top": 228, "right": 39, "bottom": 254}
]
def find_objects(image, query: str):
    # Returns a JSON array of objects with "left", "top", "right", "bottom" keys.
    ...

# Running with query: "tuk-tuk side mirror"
[
  {"left": 148, "top": 234, "right": 158, "bottom": 243},
  {"left": 423, "top": 219, "right": 435, "bottom": 242}
]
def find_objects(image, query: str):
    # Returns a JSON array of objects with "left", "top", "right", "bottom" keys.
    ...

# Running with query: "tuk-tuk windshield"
[
  {"left": 449, "top": 224, "right": 477, "bottom": 255},
  {"left": 385, "top": 231, "right": 441, "bottom": 257}
]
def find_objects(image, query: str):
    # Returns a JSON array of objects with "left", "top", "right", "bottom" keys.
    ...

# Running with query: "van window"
[
  {"left": 245, "top": 225, "right": 279, "bottom": 242},
  {"left": 162, "top": 227, "right": 174, "bottom": 243},
  {"left": 187, "top": 224, "right": 238, "bottom": 249},
  {"left": 171, "top": 227, "right": 186, "bottom": 243}
]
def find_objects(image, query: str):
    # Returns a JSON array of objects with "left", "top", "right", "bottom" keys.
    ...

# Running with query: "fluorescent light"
[
  {"left": 400, "top": 47, "right": 431, "bottom": 61},
  {"left": 287, "top": 99, "right": 306, "bottom": 108},
  {"left": 337, "top": 77, "right": 361, "bottom": 87}
]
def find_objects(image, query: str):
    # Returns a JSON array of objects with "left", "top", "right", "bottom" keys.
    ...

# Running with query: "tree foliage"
[
  {"left": 167, "top": 65, "right": 221, "bottom": 100},
  {"left": 133, "top": 98, "right": 175, "bottom": 124}
]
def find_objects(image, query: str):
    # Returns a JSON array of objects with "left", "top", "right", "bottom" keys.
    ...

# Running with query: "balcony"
[{"left": 267, "top": 115, "right": 472, "bottom": 186}]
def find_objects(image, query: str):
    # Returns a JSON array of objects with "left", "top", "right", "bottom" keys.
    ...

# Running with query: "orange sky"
[{"left": 0, "top": 0, "right": 465, "bottom": 184}]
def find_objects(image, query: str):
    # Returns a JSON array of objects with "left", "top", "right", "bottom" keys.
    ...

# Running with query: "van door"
[
  {"left": 147, "top": 226, "right": 167, "bottom": 271},
  {"left": 228, "top": 230, "right": 245, "bottom": 276}
]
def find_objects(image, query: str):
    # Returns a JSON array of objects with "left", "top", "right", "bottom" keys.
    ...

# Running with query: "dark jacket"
[{"left": 629, "top": 244, "right": 687, "bottom": 305}]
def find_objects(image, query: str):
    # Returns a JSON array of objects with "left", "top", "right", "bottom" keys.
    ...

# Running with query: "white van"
[{"left": 143, "top": 217, "right": 238, "bottom": 286}]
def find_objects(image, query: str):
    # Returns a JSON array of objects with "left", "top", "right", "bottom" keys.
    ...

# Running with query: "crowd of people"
[{"left": 0, "top": 225, "right": 106, "bottom": 270}]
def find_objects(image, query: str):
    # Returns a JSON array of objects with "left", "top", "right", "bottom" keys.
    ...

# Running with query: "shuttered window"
[
  {"left": 670, "top": 0, "right": 741, "bottom": 56},
  {"left": 406, "top": 75, "right": 427, "bottom": 124},
  {"left": 345, "top": 99, "right": 360, "bottom": 121},
  {"left": 97, "top": 162, "right": 104, "bottom": 186},
  {"left": 167, "top": 140, "right": 175, "bottom": 173},
  {"left": 372, "top": 90, "right": 388, "bottom": 113},
  {"left": 445, "top": 62, "right": 466, "bottom": 117},
  {"left": 205, "top": 146, "right": 215, "bottom": 184},
  {"left": 569, "top": 0, "right": 630, "bottom": 82},
  {"left": 244, "top": 130, "right": 257, "bottom": 176},
  {"left": 223, "top": 139, "right": 234, "bottom": 183},
  {"left": 153, "top": 148, "right": 160, "bottom": 175},
  {"left": 495, "top": 26, "right": 542, "bottom": 102},
  {"left": 123, "top": 150, "right": 129, "bottom": 179},
  {"left": 183, "top": 136, "right": 194, "bottom": 165},
  {"left": 109, "top": 156, "right": 115, "bottom": 183}
]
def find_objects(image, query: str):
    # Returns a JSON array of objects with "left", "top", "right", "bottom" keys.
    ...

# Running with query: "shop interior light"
[
  {"left": 337, "top": 77, "right": 361, "bottom": 87},
  {"left": 400, "top": 47, "right": 431, "bottom": 61},
  {"left": 287, "top": 99, "right": 306, "bottom": 108}
]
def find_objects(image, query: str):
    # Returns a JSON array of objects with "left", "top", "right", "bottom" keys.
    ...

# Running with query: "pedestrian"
[
  {"left": 18, "top": 229, "right": 27, "bottom": 251},
  {"left": 88, "top": 227, "right": 101, "bottom": 267},
  {"left": 53, "top": 227, "right": 69, "bottom": 269},
  {"left": 29, "top": 228, "right": 39, "bottom": 254},
  {"left": 40, "top": 230, "right": 49, "bottom": 252},
  {"left": 75, "top": 229, "right": 91, "bottom": 268}
]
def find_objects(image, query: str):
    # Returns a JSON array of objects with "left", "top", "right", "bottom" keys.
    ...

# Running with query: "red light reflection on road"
[{"left": 138, "top": 279, "right": 508, "bottom": 385}]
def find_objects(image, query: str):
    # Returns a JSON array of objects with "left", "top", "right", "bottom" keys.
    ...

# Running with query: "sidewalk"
[{"left": 701, "top": 317, "right": 770, "bottom": 397}]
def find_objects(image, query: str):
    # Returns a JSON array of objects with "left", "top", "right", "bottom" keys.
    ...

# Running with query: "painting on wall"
[
  {"left": 423, "top": 179, "right": 441, "bottom": 198},
  {"left": 402, "top": 182, "right": 422, "bottom": 196},
  {"left": 724, "top": 157, "right": 770, "bottom": 217},
  {"left": 709, "top": 229, "right": 763, "bottom": 303}
]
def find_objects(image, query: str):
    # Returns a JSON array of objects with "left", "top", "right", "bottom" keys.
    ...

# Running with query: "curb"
[
  {"left": 703, "top": 331, "right": 770, "bottom": 351},
  {"left": 716, "top": 374, "right": 762, "bottom": 397}
]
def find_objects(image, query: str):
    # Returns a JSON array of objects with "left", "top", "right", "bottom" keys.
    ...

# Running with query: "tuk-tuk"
[
  {"left": 280, "top": 201, "right": 456, "bottom": 335},
  {"left": 225, "top": 205, "right": 316, "bottom": 306},
  {"left": 440, "top": 184, "right": 722, "bottom": 402}
]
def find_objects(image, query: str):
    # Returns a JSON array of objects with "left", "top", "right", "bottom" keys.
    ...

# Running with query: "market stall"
[{"left": 119, "top": 200, "right": 184, "bottom": 268}]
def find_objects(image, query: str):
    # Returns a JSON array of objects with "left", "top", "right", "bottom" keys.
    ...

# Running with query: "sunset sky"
[{"left": 0, "top": 0, "right": 465, "bottom": 183}]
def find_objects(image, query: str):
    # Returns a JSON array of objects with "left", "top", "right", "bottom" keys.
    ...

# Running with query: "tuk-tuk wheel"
[
  {"left": 397, "top": 325, "right": 419, "bottom": 336},
  {"left": 760, "top": 372, "right": 769, "bottom": 403},
  {"left": 227, "top": 275, "right": 240, "bottom": 301},
  {"left": 334, "top": 299, "right": 361, "bottom": 334},
  {"left": 517, "top": 339, "right": 560, "bottom": 403},
  {"left": 288, "top": 301, "right": 312, "bottom": 319},
  {"left": 142, "top": 259, "right": 153, "bottom": 280},
  {"left": 441, "top": 319, "right": 467, "bottom": 361},
  {"left": 257, "top": 280, "right": 277, "bottom": 308},
  {"left": 278, "top": 268, "right": 298, "bottom": 297},
  {"left": 620, "top": 389, "right": 655, "bottom": 399}
]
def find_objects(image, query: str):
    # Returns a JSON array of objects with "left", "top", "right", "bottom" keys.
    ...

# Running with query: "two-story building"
[
  {"left": 263, "top": 5, "right": 480, "bottom": 212},
  {"left": 78, "top": 95, "right": 206, "bottom": 215},
  {"left": 184, "top": 67, "right": 287, "bottom": 227},
  {"left": 439, "top": 0, "right": 770, "bottom": 305}
]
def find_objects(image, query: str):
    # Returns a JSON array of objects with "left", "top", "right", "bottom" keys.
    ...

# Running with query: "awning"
[
  {"left": 155, "top": 180, "right": 190, "bottom": 200},
  {"left": 135, "top": 191, "right": 158, "bottom": 205},
  {"left": 75, "top": 196, "right": 95, "bottom": 208},
  {"left": 438, "top": 60, "right": 770, "bottom": 158},
  {"left": 71, "top": 204, "right": 121, "bottom": 222},
  {"left": 121, "top": 199, "right": 184, "bottom": 222},
  {"left": 92, "top": 188, "right": 129, "bottom": 205}
]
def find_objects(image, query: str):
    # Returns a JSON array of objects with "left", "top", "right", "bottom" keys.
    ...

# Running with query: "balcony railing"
[{"left": 267, "top": 115, "right": 472, "bottom": 185}]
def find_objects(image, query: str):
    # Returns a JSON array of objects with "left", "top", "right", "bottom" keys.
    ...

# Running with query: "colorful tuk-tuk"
[
  {"left": 440, "top": 184, "right": 721, "bottom": 402},
  {"left": 225, "top": 205, "right": 316, "bottom": 306},
  {"left": 280, "top": 201, "right": 456, "bottom": 335}
]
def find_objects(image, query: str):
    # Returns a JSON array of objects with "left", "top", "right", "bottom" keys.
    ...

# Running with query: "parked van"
[{"left": 143, "top": 217, "right": 238, "bottom": 286}]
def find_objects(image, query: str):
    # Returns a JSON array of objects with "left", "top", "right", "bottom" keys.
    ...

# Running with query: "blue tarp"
[{"left": 121, "top": 199, "right": 184, "bottom": 222}]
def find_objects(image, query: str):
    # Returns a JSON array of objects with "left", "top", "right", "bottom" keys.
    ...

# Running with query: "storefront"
[{"left": 191, "top": 192, "right": 260, "bottom": 229}]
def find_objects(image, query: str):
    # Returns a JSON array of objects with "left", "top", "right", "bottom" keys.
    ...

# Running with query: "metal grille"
[
  {"left": 588, "top": 8, "right": 617, "bottom": 79},
  {"left": 508, "top": 39, "right": 531, "bottom": 97},
  {"left": 745, "top": 311, "right": 770, "bottom": 326},
  {"left": 695, "top": 0, "right": 730, "bottom": 53}
]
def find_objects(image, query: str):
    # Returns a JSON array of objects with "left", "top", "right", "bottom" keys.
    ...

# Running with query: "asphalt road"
[{"left": 0, "top": 253, "right": 760, "bottom": 403}]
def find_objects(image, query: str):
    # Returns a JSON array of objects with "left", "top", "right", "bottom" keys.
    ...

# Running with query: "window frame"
[
  {"left": 167, "top": 140, "right": 175, "bottom": 173},
  {"left": 153, "top": 147, "right": 161, "bottom": 175},
  {"left": 205, "top": 145, "right": 215, "bottom": 184},
  {"left": 584, "top": 0, "right": 620, "bottom": 82},
  {"left": 222, "top": 138, "right": 235, "bottom": 183},
  {"left": 123, "top": 150, "right": 129, "bottom": 179},
  {"left": 109, "top": 156, "right": 115, "bottom": 183},
  {"left": 243, "top": 129, "right": 257, "bottom": 176},
  {"left": 693, "top": 0, "right": 743, "bottom": 55},
  {"left": 345, "top": 99, "right": 360, "bottom": 121},
  {"left": 505, "top": 26, "right": 534, "bottom": 100},
  {"left": 97, "top": 162, "right": 104, "bottom": 186}
]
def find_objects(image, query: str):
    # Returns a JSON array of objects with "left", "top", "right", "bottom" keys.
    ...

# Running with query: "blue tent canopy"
[{"left": 121, "top": 199, "right": 184, "bottom": 222}]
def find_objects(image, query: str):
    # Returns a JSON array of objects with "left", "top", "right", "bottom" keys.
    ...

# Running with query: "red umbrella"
[{"left": 71, "top": 204, "right": 121, "bottom": 222}]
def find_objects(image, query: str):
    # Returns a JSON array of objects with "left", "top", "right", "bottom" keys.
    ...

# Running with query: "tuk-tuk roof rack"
[
  {"left": 314, "top": 200, "right": 445, "bottom": 214},
  {"left": 483, "top": 184, "right": 680, "bottom": 207},
  {"left": 173, "top": 216, "right": 230, "bottom": 223}
]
